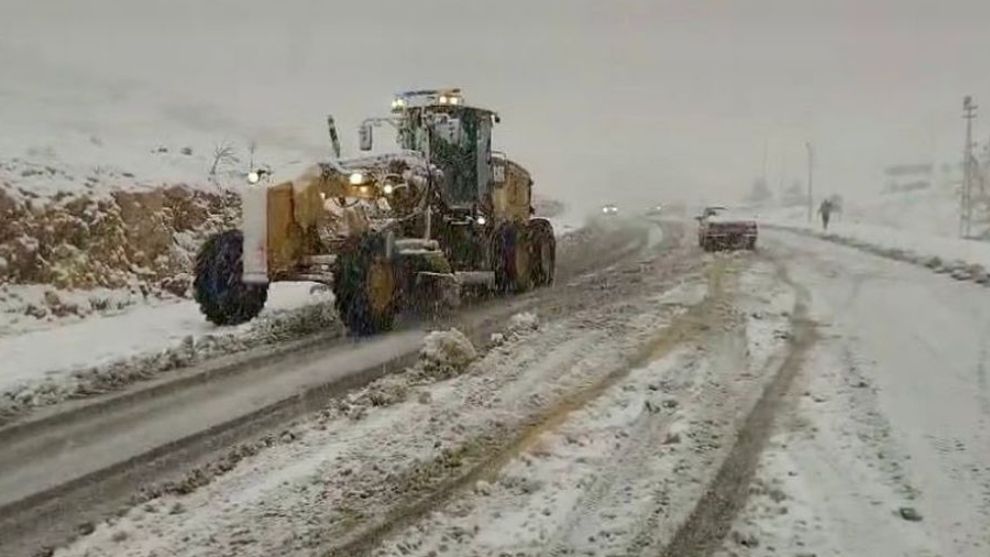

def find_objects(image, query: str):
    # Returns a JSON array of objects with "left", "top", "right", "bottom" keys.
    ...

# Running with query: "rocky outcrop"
[{"left": 0, "top": 183, "right": 239, "bottom": 297}]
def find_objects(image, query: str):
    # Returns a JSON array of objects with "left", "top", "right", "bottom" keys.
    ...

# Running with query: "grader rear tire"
[
  {"left": 492, "top": 223, "right": 533, "bottom": 294},
  {"left": 529, "top": 219, "right": 556, "bottom": 287},
  {"left": 333, "top": 234, "right": 398, "bottom": 336},
  {"left": 193, "top": 230, "right": 269, "bottom": 326}
]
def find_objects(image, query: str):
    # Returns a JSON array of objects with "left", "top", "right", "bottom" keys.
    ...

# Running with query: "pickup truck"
[{"left": 697, "top": 206, "right": 758, "bottom": 251}]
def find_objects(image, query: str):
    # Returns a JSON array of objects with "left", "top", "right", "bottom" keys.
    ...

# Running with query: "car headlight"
[
  {"left": 349, "top": 172, "right": 364, "bottom": 185},
  {"left": 476, "top": 215, "right": 487, "bottom": 226},
  {"left": 247, "top": 171, "right": 260, "bottom": 185},
  {"left": 383, "top": 183, "right": 394, "bottom": 195}
]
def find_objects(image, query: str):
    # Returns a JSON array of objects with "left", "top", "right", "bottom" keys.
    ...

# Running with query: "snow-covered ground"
[
  {"left": 771, "top": 217, "right": 990, "bottom": 268},
  {"left": 844, "top": 186, "right": 963, "bottom": 239},
  {"left": 771, "top": 184, "right": 964, "bottom": 239},
  {"left": 0, "top": 282, "right": 338, "bottom": 418},
  {"left": 367, "top": 259, "right": 794, "bottom": 557},
  {"left": 51, "top": 248, "right": 801, "bottom": 557},
  {"left": 758, "top": 182, "right": 990, "bottom": 274},
  {"left": 52, "top": 287, "right": 699, "bottom": 556},
  {"left": 762, "top": 203, "right": 990, "bottom": 282},
  {"left": 717, "top": 231, "right": 990, "bottom": 557},
  {"left": 0, "top": 44, "right": 313, "bottom": 201}
]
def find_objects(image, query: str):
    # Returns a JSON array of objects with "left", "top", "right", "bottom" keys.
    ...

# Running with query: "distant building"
[{"left": 883, "top": 163, "right": 933, "bottom": 193}]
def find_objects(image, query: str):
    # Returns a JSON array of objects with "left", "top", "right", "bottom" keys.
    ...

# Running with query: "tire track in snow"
[
  {"left": 325, "top": 277, "right": 720, "bottom": 557},
  {"left": 541, "top": 256, "right": 746, "bottom": 556},
  {"left": 654, "top": 259, "right": 816, "bottom": 557},
  {"left": 542, "top": 389, "right": 681, "bottom": 556}
]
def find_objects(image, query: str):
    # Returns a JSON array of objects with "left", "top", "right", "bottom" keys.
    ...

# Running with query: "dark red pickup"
[{"left": 697, "top": 207, "right": 758, "bottom": 251}]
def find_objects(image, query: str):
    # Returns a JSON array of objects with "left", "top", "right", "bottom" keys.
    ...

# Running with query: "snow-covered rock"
[{"left": 419, "top": 328, "right": 477, "bottom": 379}]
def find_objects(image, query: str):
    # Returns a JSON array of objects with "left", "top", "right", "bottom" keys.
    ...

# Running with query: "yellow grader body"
[{"left": 194, "top": 88, "right": 555, "bottom": 335}]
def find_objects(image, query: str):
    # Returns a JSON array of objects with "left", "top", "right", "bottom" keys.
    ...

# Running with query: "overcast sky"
[{"left": 3, "top": 0, "right": 990, "bottom": 213}]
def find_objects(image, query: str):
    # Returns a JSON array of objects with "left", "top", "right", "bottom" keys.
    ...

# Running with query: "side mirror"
[{"left": 359, "top": 122, "right": 373, "bottom": 151}]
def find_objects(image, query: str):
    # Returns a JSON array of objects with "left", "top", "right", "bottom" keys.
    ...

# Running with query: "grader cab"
[{"left": 193, "top": 88, "right": 555, "bottom": 334}]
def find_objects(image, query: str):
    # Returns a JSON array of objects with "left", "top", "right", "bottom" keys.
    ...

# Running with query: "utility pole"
[
  {"left": 778, "top": 153, "right": 786, "bottom": 203},
  {"left": 806, "top": 142, "right": 814, "bottom": 223},
  {"left": 762, "top": 138, "right": 769, "bottom": 186},
  {"left": 961, "top": 96, "right": 977, "bottom": 238}
]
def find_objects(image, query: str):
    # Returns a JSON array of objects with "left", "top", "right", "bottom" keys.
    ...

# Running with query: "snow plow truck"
[{"left": 193, "top": 88, "right": 556, "bottom": 334}]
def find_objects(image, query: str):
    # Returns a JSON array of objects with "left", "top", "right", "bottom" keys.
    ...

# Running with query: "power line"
[{"left": 806, "top": 142, "right": 814, "bottom": 223}]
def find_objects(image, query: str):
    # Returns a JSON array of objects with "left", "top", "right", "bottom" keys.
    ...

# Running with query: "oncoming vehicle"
[
  {"left": 646, "top": 204, "right": 663, "bottom": 216},
  {"left": 696, "top": 206, "right": 758, "bottom": 251},
  {"left": 193, "top": 88, "right": 556, "bottom": 335},
  {"left": 601, "top": 204, "right": 619, "bottom": 216}
]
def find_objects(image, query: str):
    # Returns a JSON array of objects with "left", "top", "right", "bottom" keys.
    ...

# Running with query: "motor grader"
[{"left": 193, "top": 88, "right": 556, "bottom": 334}]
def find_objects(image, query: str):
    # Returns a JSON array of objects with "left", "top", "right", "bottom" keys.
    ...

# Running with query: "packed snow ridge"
[
  {"left": 0, "top": 284, "right": 340, "bottom": 420},
  {"left": 766, "top": 220, "right": 990, "bottom": 286}
]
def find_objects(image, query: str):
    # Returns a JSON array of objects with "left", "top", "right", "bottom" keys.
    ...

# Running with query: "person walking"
[{"left": 818, "top": 198, "right": 833, "bottom": 231}]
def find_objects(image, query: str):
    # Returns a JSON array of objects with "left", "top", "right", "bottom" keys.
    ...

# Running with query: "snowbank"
[
  {"left": 0, "top": 283, "right": 340, "bottom": 419},
  {"left": 764, "top": 216, "right": 990, "bottom": 284}
]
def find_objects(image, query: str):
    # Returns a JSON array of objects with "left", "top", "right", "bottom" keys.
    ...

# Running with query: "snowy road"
[
  {"left": 46, "top": 222, "right": 804, "bottom": 557},
  {"left": 0, "top": 218, "right": 669, "bottom": 557},
  {"left": 718, "top": 231, "right": 990, "bottom": 557},
  {"left": 9, "top": 222, "right": 988, "bottom": 557}
]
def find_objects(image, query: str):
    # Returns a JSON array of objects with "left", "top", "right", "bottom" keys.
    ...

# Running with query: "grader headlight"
[
  {"left": 246, "top": 168, "right": 270, "bottom": 185},
  {"left": 348, "top": 172, "right": 364, "bottom": 185}
]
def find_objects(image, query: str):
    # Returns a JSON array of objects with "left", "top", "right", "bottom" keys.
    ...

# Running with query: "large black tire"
[
  {"left": 491, "top": 223, "right": 533, "bottom": 294},
  {"left": 529, "top": 219, "right": 556, "bottom": 287},
  {"left": 193, "top": 230, "right": 268, "bottom": 325},
  {"left": 333, "top": 233, "right": 398, "bottom": 336}
]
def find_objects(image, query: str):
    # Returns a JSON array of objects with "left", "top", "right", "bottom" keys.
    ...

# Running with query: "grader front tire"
[
  {"left": 333, "top": 234, "right": 398, "bottom": 336},
  {"left": 193, "top": 230, "right": 269, "bottom": 326}
]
